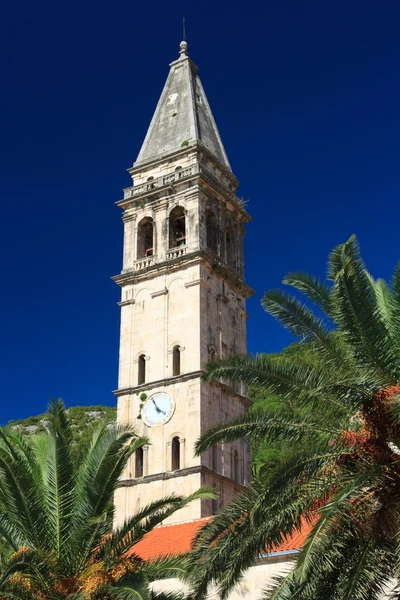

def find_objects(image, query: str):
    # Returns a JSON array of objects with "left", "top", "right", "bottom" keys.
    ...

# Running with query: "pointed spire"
[{"left": 135, "top": 41, "right": 231, "bottom": 170}]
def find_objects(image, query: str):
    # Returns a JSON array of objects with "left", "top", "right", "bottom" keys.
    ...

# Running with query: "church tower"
[{"left": 113, "top": 41, "right": 254, "bottom": 525}]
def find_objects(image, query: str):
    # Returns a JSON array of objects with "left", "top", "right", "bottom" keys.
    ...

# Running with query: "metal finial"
[{"left": 179, "top": 18, "right": 188, "bottom": 57}]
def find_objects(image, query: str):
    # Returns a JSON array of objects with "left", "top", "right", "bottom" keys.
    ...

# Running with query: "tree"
[
  {"left": 249, "top": 342, "right": 324, "bottom": 481},
  {"left": 189, "top": 235, "right": 400, "bottom": 600},
  {"left": 0, "top": 399, "right": 211, "bottom": 599}
]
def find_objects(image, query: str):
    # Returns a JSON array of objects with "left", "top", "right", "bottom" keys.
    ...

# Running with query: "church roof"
[
  {"left": 130, "top": 517, "right": 313, "bottom": 561},
  {"left": 135, "top": 41, "right": 231, "bottom": 170}
]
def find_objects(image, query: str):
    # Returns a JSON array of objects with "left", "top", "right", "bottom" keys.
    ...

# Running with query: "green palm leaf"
[{"left": 195, "top": 411, "right": 339, "bottom": 456}]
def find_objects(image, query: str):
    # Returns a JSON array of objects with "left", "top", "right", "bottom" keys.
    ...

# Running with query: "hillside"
[{"left": 9, "top": 404, "right": 117, "bottom": 461}]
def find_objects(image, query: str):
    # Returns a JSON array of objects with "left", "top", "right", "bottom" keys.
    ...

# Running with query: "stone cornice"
[
  {"left": 129, "top": 141, "right": 238, "bottom": 189},
  {"left": 117, "top": 299, "right": 135, "bottom": 307},
  {"left": 184, "top": 278, "right": 210, "bottom": 290},
  {"left": 117, "top": 464, "right": 246, "bottom": 492},
  {"left": 209, "top": 380, "right": 252, "bottom": 409},
  {"left": 112, "top": 250, "right": 255, "bottom": 299},
  {"left": 121, "top": 211, "right": 136, "bottom": 223},
  {"left": 151, "top": 289, "right": 168, "bottom": 298},
  {"left": 113, "top": 370, "right": 203, "bottom": 396},
  {"left": 114, "top": 370, "right": 251, "bottom": 408}
]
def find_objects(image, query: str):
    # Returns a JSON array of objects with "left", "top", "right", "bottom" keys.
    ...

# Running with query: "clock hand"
[{"left": 152, "top": 398, "right": 162, "bottom": 414}]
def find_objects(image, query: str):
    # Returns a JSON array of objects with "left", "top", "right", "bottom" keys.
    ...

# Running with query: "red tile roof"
[{"left": 131, "top": 517, "right": 313, "bottom": 561}]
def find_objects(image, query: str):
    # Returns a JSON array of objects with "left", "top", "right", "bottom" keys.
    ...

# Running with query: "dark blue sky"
[{"left": 1, "top": 0, "right": 400, "bottom": 423}]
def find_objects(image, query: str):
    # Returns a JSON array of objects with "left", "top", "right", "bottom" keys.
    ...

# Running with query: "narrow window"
[
  {"left": 211, "top": 496, "right": 218, "bottom": 515},
  {"left": 138, "top": 354, "right": 146, "bottom": 385},
  {"left": 212, "top": 445, "right": 219, "bottom": 472},
  {"left": 226, "top": 226, "right": 236, "bottom": 269},
  {"left": 135, "top": 447, "right": 144, "bottom": 478},
  {"left": 137, "top": 217, "right": 154, "bottom": 258},
  {"left": 209, "top": 347, "right": 216, "bottom": 362},
  {"left": 169, "top": 206, "right": 186, "bottom": 248},
  {"left": 232, "top": 449, "right": 240, "bottom": 483},
  {"left": 147, "top": 176, "right": 155, "bottom": 190},
  {"left": 171, "top": 436, "right": 180, "bottom": 470},
  {"left": 172, "top": 346, "right": 181, "bottom": 376},
  {"left": 206, "top": 209, "right": 218, "bottom": 253}
]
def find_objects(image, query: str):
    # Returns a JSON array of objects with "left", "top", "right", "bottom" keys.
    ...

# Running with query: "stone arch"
[
  {"left": 168, "top": 206, "right": 186, "bottom": 248},
  {"left": 168, "top": 433, "right": 185, "bottom": 471},
  {"left": 137, "top": 354, "right": 146, "bottom": 385},
  {"left": 146, "top": 176, "right": 155, "bottom": 190},
  {"left": 167, "top": 277, "right": 185, "bottom": 291},
  {"left": 137, "top": 217, "right": 154, "bottom": 258},
  {"left": 171, "top": 436, "right": 181, "bottom": 470},
  {"left": 169, "top": 341, "right": 184, "bottom": 377},
  {"left": 134, "top": 288, "right": 151, "bottom": 301},
  {"left": 172, "top": 345, "right": 181, "bottom": 376}
]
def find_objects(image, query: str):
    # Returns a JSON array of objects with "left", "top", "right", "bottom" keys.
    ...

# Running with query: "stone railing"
[
  {"left": 134, "top": 256, "right": 154, "bottom": 271},
  {"left": 123, "top": 164, "right": 200, "bottom": 200},
  {"left": 166, "top": 246, "right": 187, "bottom": 260}
]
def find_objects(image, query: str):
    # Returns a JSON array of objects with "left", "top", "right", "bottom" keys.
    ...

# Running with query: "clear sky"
[{"left": 1, "top": 0, "right": 400, "bottom": 423}]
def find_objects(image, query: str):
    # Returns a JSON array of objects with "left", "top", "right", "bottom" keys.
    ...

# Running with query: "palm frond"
[
  {"left": 328, "top": 235, "right": 396, "bottom": 380},
  {"left": 141, "top": 554, "right": 191, "bottom": 581},
  {"left": 261, "top": 290, "right": 346, "bottom": 365},
  {"left": 104, "top": 583, "right": 151, "bottom": 600},
  {"left": 195, "top": 410, "right": 339, "bottom": 457},
  {"left": 43, "top": 399, "right": 75, "bottom": 562},
  {"left": 283, "top": 271, "right": 332, "bottom": 315},
  {"left": 203, "top": 354, "right": 349, "bottom": 405}
]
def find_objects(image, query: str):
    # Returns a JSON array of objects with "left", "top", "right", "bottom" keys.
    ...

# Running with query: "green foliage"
[
  {"left": 249, "top": 342, "right": 325, "bottom": 481},
  {"left": 9, "top": 404, "right": 117, "bottom": 465},
  {"left": 0, "top": 399, "right": 213, "bottom": 599},
  {"left": 189, "top": 235, "right": 400, "bottom": 600}
]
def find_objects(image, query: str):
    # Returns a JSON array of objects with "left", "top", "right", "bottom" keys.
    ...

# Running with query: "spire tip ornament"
[{"left": 179, "top": 40, "right": 188, "bottom": 56}]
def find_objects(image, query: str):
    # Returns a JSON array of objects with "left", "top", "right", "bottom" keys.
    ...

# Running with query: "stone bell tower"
[{"left": 113, "top": 41, "right": 254, "bottom": 525}]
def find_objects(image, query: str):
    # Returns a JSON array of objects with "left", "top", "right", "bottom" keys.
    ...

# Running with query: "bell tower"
[{"left": 114, "top": 41, "right": 254, "bottom": 525}]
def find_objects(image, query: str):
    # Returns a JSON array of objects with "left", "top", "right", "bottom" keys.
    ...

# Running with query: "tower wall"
[{"left": 113, "top": 42, "right": 253, "bottom": 527}]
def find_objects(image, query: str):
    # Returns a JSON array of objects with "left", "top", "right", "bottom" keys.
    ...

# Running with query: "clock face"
[{"left": 141, "top": 392, "right": 175, "bottom": 427}]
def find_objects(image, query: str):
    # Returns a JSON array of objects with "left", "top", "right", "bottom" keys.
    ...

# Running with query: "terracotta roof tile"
[
  {"left": 264, "top": 517, "right": 315, "bottom": 555},
  {"left": 130, "top": 517, "right": 314, "bottom": 561}
]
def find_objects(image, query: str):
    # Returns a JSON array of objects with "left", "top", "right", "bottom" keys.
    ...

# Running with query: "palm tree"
[
  {"left": 189, "top": 235, "right": 400, "bottom": 600},
  {"left": 0, "top": 399, "right": 211, "bottom": 599}
]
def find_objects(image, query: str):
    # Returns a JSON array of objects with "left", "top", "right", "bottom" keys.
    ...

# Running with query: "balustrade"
[
  {"left": 122, "top": 164, "right": 199, "bottom": 200},
  {"left": 166, "top": 246, "right": 187, "bottom": 260},
  {"left": 134, "top": 256, "right": 154, "bottom": 270}
]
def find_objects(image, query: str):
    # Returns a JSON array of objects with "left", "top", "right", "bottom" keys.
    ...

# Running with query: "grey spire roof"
[{"left": 135, "top": 41, "right": 231, "bottom": 170}]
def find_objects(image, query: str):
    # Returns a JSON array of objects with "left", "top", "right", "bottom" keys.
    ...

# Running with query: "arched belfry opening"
[
  {"left": 206, "top": 209, "right": 218, "bottom": 253},
  {"left": 138, "top": 354, "right": 146, "bottom": 385},
  {"left": 137, "top": 217, "right": 154, "bottom": 258},
  {"left": 169, "top": 207, "right": 186, "bottom": 248},
  {"left": 171, "top": 436, "right": 180, "bottom": 471}
]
